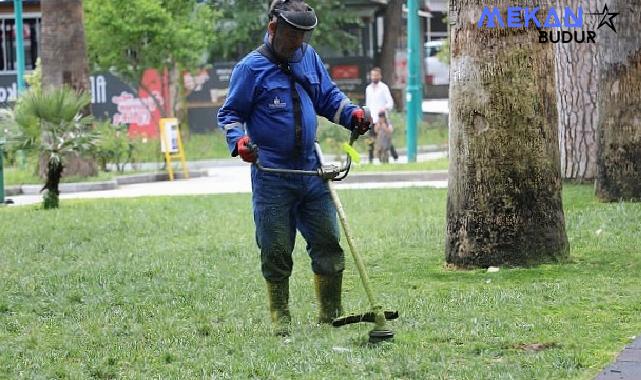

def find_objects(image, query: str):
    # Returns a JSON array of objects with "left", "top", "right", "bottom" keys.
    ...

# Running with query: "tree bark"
[
  {"left": 554, "top": 0, "right": 598, "bottom": 181},
  {"left": 379, "top": 0, "right": 402, "bottom": 110},
  {"left": 42, "top": 160, "right": 63, "bottom": 209},
  {"left": 40, "top": 0, "right": 90, "bottom": 93},
  {"left": 595, "top": 0, "right": 641, "bottom": 201},
  {"left": 446, "top": 0, "right": 569, "bottom": 267},
  {"left": 40, "top": 0, "right": 97, "bottom": 178}
]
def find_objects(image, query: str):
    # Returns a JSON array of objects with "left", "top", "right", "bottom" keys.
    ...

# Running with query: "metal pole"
[
  {"left": 6, "top": 0, "right": 26, "bottom": 204},
  {"left": 0, "top": 142, "right": 5, "bottom": 204},
  {"left": 14, "top": 0, "right": 26, "bottom": 93},
  {"left": 405, "top": 0, "right": 421, "bottom": 162}
]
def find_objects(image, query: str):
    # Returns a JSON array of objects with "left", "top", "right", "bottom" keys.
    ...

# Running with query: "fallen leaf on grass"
[{"left": 512, "top": 342, "right": 559, "bottom": 352}]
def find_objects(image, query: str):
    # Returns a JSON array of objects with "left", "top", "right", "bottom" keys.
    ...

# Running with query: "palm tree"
[{"left": 1, "top": 88, "right": 97, "bottom": 209}]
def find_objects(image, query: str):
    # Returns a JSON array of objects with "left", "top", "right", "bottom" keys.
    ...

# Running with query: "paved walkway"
[
  {"left": 595, "top": 337, "right": 641, "bottom": 380},
  {"left": 4, "top": 151, "right": 449, "bottom": 207}
]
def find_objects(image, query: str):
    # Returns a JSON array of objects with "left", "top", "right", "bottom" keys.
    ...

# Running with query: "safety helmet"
[{"left": 268, "top": 0, "right": 317, "bottom": 62}]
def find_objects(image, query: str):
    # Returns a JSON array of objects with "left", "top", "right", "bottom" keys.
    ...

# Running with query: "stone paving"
[{"left": 595, "top": 337, "right": 641, "bottom": 380}]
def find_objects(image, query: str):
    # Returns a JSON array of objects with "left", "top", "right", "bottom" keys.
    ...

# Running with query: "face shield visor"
[{"left": 271, "top": 7, "right": 317, "bottom": 63}]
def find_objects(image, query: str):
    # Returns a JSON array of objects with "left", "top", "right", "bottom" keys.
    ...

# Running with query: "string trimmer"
[{"left": 249, "top": 108, "right": 399, "bottom": 343}]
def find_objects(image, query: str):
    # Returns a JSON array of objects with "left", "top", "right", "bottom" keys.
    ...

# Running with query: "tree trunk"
[
  {"left": 42, "top": 160, "right": 63, "bottom": 209},
  {"left": 595, "top": 0, "right": 641, "bottom": 201},
  {"left": 445, "top": 1, "right": 569, "bottom": 267},
  {"left": 380, "top": 0, "right": 402, "bottom": 110},
  {"left": 40, "top": 0, "right": 97, "bottom": 178},
  {"left": 554, "top": 0, "right": 598, "bottom": 181},
  {"left": 40, "top": 0, "right": 90, "bottom": 93}
]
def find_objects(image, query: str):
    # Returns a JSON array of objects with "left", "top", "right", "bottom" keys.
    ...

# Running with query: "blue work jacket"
[{"left": 217, "top": 42, "right": 357, "bottom": 171}]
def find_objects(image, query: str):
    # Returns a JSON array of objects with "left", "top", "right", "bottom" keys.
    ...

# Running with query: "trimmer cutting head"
[
  {"left": 332, "top": 309, "right": 399, "bottom": 344},
  {"left": 331, "top": 310, "right": 399, "bottom": 327},
  {"left": 368, "top": 329, "right": 395, "bottom": 343}
]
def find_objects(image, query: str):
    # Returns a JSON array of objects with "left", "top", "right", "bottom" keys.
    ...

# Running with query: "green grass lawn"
[
  {"left": 1, "top": 185, "right": 640, "bottom": 379},
  {"left": 73, "top": 132, "right": 234, "bottom": 165},
  {"left": 352, "top": 157, "right": 449, "bottom": 172},
  {"left": 317, "top": 111, "right": 448, "bottom": 158},
  {"left": 3, "top": 168, "right": 118, "bottom": 186}
]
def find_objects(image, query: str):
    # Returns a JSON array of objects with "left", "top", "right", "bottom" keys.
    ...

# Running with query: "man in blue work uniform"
[{"left": 217, "top": 0, "right": 371, "bottom": 335}]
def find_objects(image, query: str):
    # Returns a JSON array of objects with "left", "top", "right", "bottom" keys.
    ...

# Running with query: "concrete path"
[
  {"left": 5, "top": 154, "right": 449, "bottom": 207},
  {"left": 595, "top": 337, "right": 641, "bottom": 380}
]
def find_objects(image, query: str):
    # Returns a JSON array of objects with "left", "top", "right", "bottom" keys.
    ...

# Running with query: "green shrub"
[
  {"left": 7, "top": 87, "right": 97, "bottom": 208},
  {"left": 95, "top": 122, "right": 133, "bottom": 172}
]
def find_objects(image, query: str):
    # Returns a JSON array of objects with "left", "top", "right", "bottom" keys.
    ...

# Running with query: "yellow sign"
[{"left": 159, "top": 118, "right": 188, "bottom": 181}]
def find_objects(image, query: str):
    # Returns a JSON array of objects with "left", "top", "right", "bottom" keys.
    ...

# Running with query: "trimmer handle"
[
  {"left": 247, "top": 142, "right": 259, "bottom": 155},
  {"left": 349, "top": 106, "right": 372, "bottom": 146}
]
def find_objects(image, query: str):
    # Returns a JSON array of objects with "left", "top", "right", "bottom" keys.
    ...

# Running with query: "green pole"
[
  {"left": 14, "top": 0, "right": 26, "bottom": 93},
  {"left": 5, "top": 0, "right": 26, "bottom": 204},
  {"left": 0, "top": 142, "right": 5, "bottom": 205},
  {"left": 405, "top": 0, "right": 421, "bottom": 162}
]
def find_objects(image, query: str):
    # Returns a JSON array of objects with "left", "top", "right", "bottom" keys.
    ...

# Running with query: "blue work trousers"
[{"left": 251, "top": 166, "right": 345, "bottom": 282}]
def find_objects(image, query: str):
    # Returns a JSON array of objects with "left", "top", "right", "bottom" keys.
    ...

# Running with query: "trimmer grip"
[
  {"left": 247, "top": 142, "right": 258, "bottom": 154},
  {"left": 349, "top": 128, "right": 360, "bottom": 145},
  {"left": 349, "top": 106, "right": 373, "bottom": 145}
]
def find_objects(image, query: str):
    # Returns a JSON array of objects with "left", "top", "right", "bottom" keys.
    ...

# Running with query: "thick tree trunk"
[
  {"left": 40, "top": 0, "right": 97, "bottom": 178},
  {"left": 380, "top": 0, "right": 402, "bottom": 109},
  {"left": 40, "top": 0, "right": 90, "bottom": 93},
  {"left": 595, "top": 0, "right": 641, "bottom": 201},
  {"left": 554, "top": 0, "right": 598, "bottom": 181},
  {"left": 446, "top": 1, "right": 569, "bottom": 267}
]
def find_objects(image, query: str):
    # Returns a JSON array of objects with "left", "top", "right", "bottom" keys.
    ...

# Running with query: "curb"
[
  {"left": 7, "top": 169, "right": 209, "bottom": 196},
  {"left": 5, "top": 185, "right": 22, "bottom": 196},
  {"left": 115, "top": 170, "right": 207, "bottom": 185},
  {"left": 21, "top": 181, "right": 118, "bottom": 195}
]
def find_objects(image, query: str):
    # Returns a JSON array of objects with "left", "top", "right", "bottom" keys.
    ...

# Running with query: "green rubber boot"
[
  {"left": 314, "top": 273, "right": 344, "bottom": 324},
  {"left": 266, "top": 279, "right": 291, "bottom": 336}
]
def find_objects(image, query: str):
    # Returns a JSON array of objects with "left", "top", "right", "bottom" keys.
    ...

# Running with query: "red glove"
[
  {"left": 351, "top": 108, "right": 371, "bottom": 135},
  {"left": 236, "top": 136, "right": 257, "bottom": 163}
]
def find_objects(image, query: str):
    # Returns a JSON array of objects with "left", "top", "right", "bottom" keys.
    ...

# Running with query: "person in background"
[
  {"left": 365, "top": 67, "right": 398, "bottom": 162},
  {"left": 375, "top": 111, "right": 392, "bottom": 164}
]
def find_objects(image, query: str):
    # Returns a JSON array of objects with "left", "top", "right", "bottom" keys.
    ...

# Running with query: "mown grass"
[
  {"left": 317, "top": 112, "right": 448, "bottom": 158},
  {"left": 133, "top": 132, "right": 231, "bottom": 163},
  {"left": 1, "top": 185, "right": 639, "bottom": 379},
  {"left": 3, "top": 168, "right": 118, "bottom": 186},
  {"left": 352, "top": 157, "right": 449, "bottom": 172}
]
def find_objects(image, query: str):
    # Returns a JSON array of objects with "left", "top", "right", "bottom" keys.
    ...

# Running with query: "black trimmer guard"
[{"left": 331, "top": 310, "right": 399, "bottom": 327}]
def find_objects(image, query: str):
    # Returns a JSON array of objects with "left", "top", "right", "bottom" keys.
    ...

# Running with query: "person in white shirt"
[{"left": 365, "top": 67, "right": 398, "bottom": 162}]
